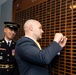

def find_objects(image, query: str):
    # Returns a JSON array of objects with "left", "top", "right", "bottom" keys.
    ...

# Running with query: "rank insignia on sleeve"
[{"left": 0, "top": 48, "right": 6, "bottom": 50}]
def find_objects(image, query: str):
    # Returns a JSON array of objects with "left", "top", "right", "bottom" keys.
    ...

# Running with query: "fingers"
[
  {"left": 53, "top": 33, "right": 67, "bottom": 48},
  {"left": 54, "top": 33, "right": 63, "bottom": 43},
  {"left": 59, "top": 36, "right": 67, "bottom": 47}
]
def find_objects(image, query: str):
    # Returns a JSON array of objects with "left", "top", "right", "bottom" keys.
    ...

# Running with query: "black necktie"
[{"left": 8, "top": 42, "right": 10, "bottom": 47}]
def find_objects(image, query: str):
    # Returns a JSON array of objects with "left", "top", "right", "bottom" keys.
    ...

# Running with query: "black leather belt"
[{"left": 0, "top": 64, "right": 14, "bottom": 68}]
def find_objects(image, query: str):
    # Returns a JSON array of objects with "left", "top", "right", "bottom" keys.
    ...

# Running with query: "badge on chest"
[{"left": 12, "top": 49, "right": 15, "bottom": 56}]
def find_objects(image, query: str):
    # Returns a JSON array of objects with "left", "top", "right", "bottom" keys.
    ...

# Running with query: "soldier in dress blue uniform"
[{"left": 0, "top": 22, "right": 20, "bottom": 75}]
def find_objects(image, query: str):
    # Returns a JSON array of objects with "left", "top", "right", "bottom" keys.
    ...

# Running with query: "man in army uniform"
[{"left": 0, "top": 22, "right": 20, "bottom": 75}]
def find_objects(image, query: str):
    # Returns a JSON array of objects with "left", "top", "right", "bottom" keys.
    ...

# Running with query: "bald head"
[
  {"left": 24, "top": 19, "right": 38, "bottom": 27},
  {"left": 24, "top": 19, "right": 44, "bottom": 40},
  {"left": 24, "top": 19, "right": 40, "bottom": 32}
]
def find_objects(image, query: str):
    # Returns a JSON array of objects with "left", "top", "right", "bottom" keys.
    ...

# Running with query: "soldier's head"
[{"left": 4, "top": 22, "right": 20, "bottom": 40}]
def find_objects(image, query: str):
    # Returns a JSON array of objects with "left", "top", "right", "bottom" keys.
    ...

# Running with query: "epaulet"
[
  {"left": 0, "top": 39, "right": 4, "bottom": 47},
  {"left": 0, "top": 39, "right": 5, "bottom": 44},
  {"left": 12, "top": 41, "right": 16, "bottom": 45}
]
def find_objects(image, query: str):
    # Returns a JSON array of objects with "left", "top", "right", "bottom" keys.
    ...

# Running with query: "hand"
[
  {"left": 59, "top": 36, "right": 67, "bottom": 48},
  {"left": 53, "top": 33, "right": 63, "bottom": 43}
]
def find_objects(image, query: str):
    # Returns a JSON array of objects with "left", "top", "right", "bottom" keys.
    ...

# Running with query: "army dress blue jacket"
[{"left": 0, "top": 38, "right": 19, "bottom": 75}]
